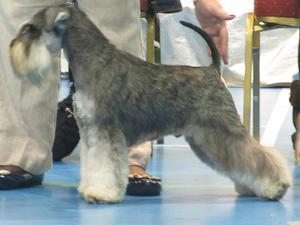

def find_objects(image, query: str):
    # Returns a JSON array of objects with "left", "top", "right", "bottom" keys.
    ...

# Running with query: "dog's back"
[{"left": 180, "top": 21, "right": 221, "bottom": 74}]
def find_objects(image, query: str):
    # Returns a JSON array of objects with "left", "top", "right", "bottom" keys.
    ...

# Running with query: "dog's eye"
[{"left": 20, "top": 24, "right": 39, "bottom": 34}]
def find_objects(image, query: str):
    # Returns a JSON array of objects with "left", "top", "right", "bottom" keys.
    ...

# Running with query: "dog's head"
[{"left": 9, "top": 4, "right": 72, "bottom": 79}]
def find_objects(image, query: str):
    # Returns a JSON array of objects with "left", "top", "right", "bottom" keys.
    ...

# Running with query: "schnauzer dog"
[{"left": 10, "top": 4, "right": 292, "bottom": 203}]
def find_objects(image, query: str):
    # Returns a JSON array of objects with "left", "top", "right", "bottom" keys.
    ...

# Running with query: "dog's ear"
[
  {"left": 43, "top": 6, "right": 71, "bottom": 32},
  {"left": 53, "top": 10, "right": 70, "bottom": 31}
]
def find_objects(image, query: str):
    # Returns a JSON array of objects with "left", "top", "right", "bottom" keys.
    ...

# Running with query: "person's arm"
[{"left": 194, "top": 0, "right": 235, "bottom": 64}]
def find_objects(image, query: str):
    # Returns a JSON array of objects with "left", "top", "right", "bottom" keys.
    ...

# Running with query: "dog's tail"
[{"left": 180, "top": 21, "right": 221, "bottom": 74}]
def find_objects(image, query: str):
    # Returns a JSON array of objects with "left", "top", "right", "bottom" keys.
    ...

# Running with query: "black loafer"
[
  {"left": 155, "top": 0, "right": 182, "bottom": 13},
  {"left": 0, "top": 169, "right": 43, "bottom": 189},
  {"left": 126, "top": 174, "right": 161, "bottom": 196}
]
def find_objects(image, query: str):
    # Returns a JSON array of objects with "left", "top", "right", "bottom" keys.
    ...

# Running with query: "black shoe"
[
  {"left": 126, "top": 174, "right": 162, "bottom": 196},
  {"left": 0, "top": 168, "right": 43, "bottom": 189},
  {"left": 155, "top": 0, "right": 182, "bottom": 13},
  {"left": 289, "top": 81, "right": 300, "bottom": 151},
  {"left": 52, "top": 85, "right": 80, "bottom": 161},
  {"left": 292, "top": 132, "right": 296, "bottom": 150}
]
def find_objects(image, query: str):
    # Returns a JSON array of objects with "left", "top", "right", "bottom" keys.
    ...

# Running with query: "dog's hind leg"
[
  {"left": 185, "top": 124, "right": 292, "bottom": 200},
  {"left": 78, "top": 126, "right": 128, "bottom": 203}
]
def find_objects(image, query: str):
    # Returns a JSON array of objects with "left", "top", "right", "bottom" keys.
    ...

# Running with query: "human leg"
[
  {"left": 0, "top": 0, "right": 67, "bottom": 188},
  {"left": 127, "top": 143, "right": 162, "bottom": 196}
]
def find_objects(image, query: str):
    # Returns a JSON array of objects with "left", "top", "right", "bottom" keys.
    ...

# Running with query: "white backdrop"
[{"left": 158, "top": 0, "right": 299, "bottom": 87}]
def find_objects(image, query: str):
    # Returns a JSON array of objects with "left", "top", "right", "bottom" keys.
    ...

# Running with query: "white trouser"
[{"left": 0, "top": 0, "right": 151, "bottom": 175}]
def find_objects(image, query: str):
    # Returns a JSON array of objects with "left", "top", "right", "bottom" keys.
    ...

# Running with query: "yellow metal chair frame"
[
  {"left": 243, "top": 14, "right": 300, "bottom": 140},
  {"left": 140, "top": 0, "right": 160, "bottom": 64},
  {"left": 140, "top": 0, "right": 163, "bottom": 143}
]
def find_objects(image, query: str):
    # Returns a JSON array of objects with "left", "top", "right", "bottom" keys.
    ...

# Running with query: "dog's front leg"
[{"left": 78, "top": 126, "right": 128, "bottom": 203}]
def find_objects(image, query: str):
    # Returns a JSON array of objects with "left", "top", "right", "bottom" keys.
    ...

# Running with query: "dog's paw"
[
  {"left": 234, "top": 163, "right": 292, "bottom": 200},
  {"left": 78, "top": 184, "right": 125, "bottom": 204},
  {"left": 255, "top": 169, "right": 292, "bottom": 200},
  {"left": 259, "top": 180, "right": 291, "bottom": 200},
  {"left": 255, "top": 147, "right": 292, "bottom": 200}
]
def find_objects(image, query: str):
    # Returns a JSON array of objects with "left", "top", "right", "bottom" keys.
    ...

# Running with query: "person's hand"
[{"left": 194, "top": 0, "right": 235, "bottom": 64}]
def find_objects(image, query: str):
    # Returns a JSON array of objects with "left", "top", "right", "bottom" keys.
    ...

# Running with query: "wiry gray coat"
[{"left": 10, "top": 5, "right": 291, "bottom": 203}]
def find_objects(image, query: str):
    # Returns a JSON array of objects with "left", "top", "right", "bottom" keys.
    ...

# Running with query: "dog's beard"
[{"left": 10, "top": 39, "right": 53, "bottom": 84}]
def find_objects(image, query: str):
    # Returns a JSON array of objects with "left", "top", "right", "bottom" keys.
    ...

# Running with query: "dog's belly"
[{"left": 118, "top": 109, "right": 185, "bottom": 147}]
